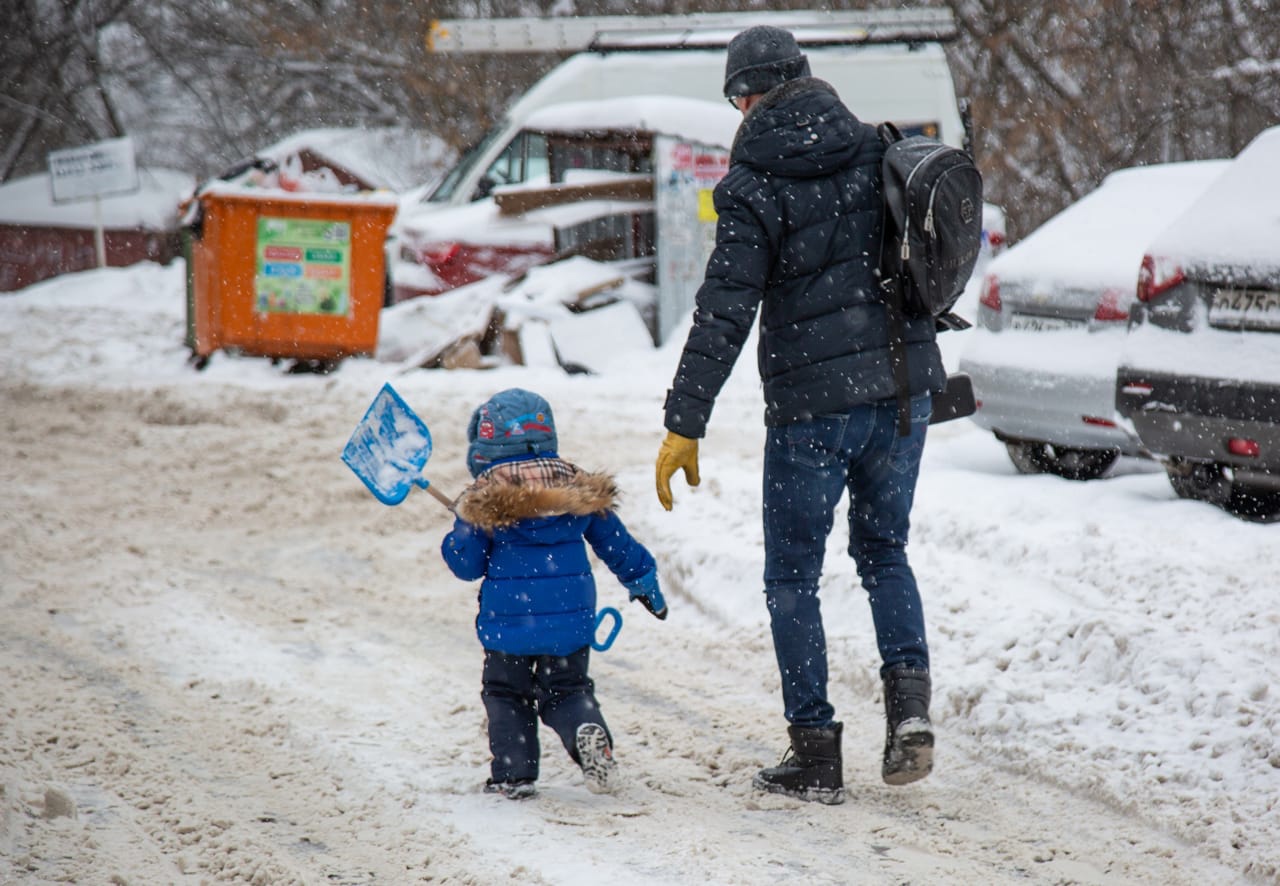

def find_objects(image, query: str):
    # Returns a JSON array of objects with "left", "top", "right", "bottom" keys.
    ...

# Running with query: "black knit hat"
[{"left": 723, "top": 26, "right": 811, "bottom": 98}]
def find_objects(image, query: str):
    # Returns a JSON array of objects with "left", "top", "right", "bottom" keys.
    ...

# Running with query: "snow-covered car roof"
[
  {"left": 0, "top": 168, "right": 194, "bottom": 230},
  {"left": 522, "top": 95, "right": 741, "bottom": 150},
  {"left": 1145, "top": 125, "right": 1280, "bottom": 273},
  {"left": 988, "top": 160, "right": 1229, "bottom": 291}
]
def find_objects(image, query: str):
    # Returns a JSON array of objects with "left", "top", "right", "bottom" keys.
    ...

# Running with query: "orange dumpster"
[{"left": 189, "top": 185, "right": 398, "bottom": 364}]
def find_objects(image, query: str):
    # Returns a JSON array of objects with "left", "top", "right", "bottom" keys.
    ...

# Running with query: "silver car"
[{"left": 959, "top": 160, "right": 1228, "bottom": 479}]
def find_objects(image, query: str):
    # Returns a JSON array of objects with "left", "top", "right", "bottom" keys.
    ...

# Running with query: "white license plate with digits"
[
  {"left": 1209, "top": 287, "right": 1280, "bottom": 330},
  {"left": 1006, "top": 313, "right": 1085, "bottom": 332}
]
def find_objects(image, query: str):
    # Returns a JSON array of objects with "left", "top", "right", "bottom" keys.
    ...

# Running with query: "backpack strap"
[
  {"left": 876, "top": 224, "right": 911, "bottom": 438},
  {"left": 877, "top": 120, "right": 911, "bottom": 437},
  {"left": 877, "top": 121, "right": 903, "bottom": 145},
  {"left": 882, "top": 272, "right": 913, "bottom": 438}
]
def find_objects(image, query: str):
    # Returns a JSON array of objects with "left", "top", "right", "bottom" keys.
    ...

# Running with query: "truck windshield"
[{"left": 427, "top": 125, "right": 503, "bottom": 203}]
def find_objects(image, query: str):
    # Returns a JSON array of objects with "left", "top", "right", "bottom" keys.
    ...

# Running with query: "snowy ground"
[{"left": 2, "top": 262, "right": 1277, "bottom": 885}]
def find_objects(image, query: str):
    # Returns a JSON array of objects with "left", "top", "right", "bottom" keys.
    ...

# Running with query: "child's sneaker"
[
  {"left": 484, "top": 778, "right": 536, "bottom": 800},
  {"left": 575, "top": 723, "right": 616, "bottom": 794}
]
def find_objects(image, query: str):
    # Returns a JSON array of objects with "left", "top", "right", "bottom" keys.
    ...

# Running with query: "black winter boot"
[
  {"left": 882, "top": 667, "right": 934, "bottom": 785},
  {"left": 752, "top": 722, "right": 845, "bottom": 805}
]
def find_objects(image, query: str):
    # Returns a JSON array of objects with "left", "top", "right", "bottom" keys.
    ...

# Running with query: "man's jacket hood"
[{"left": 731, "top": 78, "right": 864, "bottom": 179}]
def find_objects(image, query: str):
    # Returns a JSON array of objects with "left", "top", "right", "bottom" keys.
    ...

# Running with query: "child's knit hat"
[{"left": 466, "top": 388, "right": 558, "bottom": 477}]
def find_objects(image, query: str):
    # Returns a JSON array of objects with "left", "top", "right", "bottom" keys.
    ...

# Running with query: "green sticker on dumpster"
[{"left": 255, "top": 217, "right": 351, "bottom": 315}]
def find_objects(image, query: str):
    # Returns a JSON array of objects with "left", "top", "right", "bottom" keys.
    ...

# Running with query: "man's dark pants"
[{"left": 762, "top": 392, "right": 932, "bottom": 727}]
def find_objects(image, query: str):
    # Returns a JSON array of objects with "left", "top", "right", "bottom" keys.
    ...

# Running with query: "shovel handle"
[{"left": 424, "top": 483, "right": 455, "bottom": 511}]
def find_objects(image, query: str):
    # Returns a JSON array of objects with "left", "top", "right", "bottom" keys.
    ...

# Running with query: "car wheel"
[
  {"left": 1004, "top": 440, "right": 1120, "bottom": 481},
  {"left": 1165, "top": 457, "right": 1232, "bottom": 506}
]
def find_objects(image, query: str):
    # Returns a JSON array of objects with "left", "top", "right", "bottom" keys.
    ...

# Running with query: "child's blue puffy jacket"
[{"left": 441, "top": 456, "right": 656, "bottom": 656}]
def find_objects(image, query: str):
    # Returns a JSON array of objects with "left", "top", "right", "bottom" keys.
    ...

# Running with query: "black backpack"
[
  {"left": 876, "top": 122, "right": 984, "bottom": 434},
  {"left": 878, "top": 122, "right": 984, "bottom": 326}
]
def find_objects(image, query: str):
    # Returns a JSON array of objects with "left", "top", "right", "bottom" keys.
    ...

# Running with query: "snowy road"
[{"left": 1, "top": 266, "right": 1275, "bottom": 883}]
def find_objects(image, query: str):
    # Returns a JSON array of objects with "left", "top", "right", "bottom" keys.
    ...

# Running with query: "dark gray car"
[{"left": 1116, "top": 127, "right": 1280, "bottom": 519}]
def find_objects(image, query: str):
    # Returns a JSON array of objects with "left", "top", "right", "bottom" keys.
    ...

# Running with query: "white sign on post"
[
  {"left": 47, "top": 136, "right": 140, "bottom": 268},
  {"left": 48, "top": 136, "right": 139, "bottom": 202}
]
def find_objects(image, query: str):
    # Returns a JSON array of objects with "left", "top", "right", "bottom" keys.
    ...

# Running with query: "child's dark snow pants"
[{"left": 481, "top": 646, "right": 611, "bottom": 782}]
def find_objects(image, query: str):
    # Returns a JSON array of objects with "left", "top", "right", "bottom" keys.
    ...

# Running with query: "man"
[{"left": 654, "top": 25, "right": 944, "bottom": 805}]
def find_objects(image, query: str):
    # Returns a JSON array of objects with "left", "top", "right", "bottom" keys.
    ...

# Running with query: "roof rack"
[{"left": 426, "top": 9, "right": 957, "bottom": 54}]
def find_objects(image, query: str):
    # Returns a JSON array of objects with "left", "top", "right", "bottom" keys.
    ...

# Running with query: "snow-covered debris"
[
  {"left": 377, "top": 256, "right": 656, "bottom": 373},
  {"left": 218, "top": 127, "right": 453, "bottom": 195}
]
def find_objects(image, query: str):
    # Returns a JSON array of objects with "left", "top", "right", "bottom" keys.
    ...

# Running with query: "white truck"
[
  {"left": 389, "top": 10, "right": 974, "bottom": 340},
  {"left": 415, "top": 9, "right": 970, "bottom": 210}
]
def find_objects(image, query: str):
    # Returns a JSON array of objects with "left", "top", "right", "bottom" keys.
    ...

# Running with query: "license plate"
[
  {"left": 1006, "top": 313, "right": 1085, "bottom": 332},
  {"left": 1209, "top": 287, "right": 1280, "bottom": 331}
]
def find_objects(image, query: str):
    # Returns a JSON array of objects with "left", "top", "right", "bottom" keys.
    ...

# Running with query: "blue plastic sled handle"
[{"left": 592, "top": 607, "right": 623, "bottom": 652}]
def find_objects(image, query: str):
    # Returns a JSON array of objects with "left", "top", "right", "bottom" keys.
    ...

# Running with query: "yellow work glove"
[{"left": 655, "top": 430, "right": 700, "bottom": 511}]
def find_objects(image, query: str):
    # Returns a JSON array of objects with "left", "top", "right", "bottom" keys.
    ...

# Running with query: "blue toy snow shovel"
[{"left": 342, "top": 383, "right": 454, "bottom": 509}]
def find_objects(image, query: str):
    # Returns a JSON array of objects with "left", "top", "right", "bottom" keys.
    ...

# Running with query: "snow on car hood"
[
  {"left": 987, "top": 160, "right": 1229, "bottom": 291},
  {"left": 1145, "top": 126, "right": 1280, "bottom": 274}
]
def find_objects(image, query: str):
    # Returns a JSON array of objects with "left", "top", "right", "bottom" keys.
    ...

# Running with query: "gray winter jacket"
[{"left": 664, "top": 77, "right": 945, "bottom": 437}]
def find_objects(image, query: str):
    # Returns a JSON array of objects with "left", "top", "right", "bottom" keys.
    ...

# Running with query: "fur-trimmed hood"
[{"left": 454, "top": 457, "right": 618, "bottom": 531}]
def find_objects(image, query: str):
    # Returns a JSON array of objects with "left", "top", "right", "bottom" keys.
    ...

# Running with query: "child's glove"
[{"left": 624, "top": 570, "right": 668, "bottom": 620}]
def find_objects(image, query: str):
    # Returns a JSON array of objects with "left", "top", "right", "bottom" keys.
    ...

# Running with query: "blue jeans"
[
  {"left": 762, "top": 394, "right": 931, "bottom": 727},
  {"left": 481, "top": 646, "right": 610, "bottom": 782}
]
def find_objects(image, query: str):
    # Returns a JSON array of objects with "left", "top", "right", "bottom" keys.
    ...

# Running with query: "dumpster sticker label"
[{"left": 255, "top": 217, "right": 351, "bottom": 315}]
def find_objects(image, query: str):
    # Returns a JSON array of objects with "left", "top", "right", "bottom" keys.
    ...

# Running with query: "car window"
[
  {"left": 427, "top": 126, "right": 502, "bottom": 203},
  {"left": 474, "top": 132, "right": 549, "bottom": 198},
  {"left": 548, "top": 136, "right": 653, "bottom": 183}
]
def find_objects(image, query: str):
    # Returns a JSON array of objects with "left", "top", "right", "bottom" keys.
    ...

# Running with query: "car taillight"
[
  {"left": 979, "top": 274, "right": 1002, "bottom": 312},
  {"left": 422, "top": 242, "right": 461, "bottom": 268},
  {"left": 1093, "top": 288, "right": 1129, "bottom": 323},
  {"left": 1228, "top": 437, "right": 1260, "bottom": 458},
  {"left": 1136, "top": 254, "right": 1184, "bottom": 303}
]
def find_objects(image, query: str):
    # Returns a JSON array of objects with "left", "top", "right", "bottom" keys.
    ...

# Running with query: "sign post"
[{"left": 47, "top": 137, "right": 140, "bottom": 268}]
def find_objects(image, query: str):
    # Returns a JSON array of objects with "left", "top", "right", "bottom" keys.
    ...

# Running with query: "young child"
[{"left": 441, "top": 388, "right": 666, "bottom": 800}]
